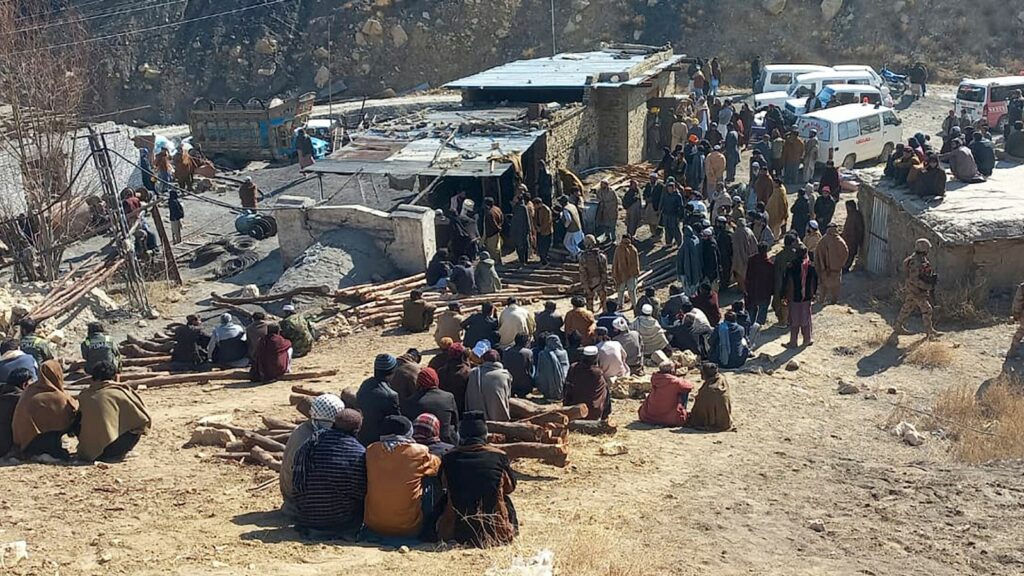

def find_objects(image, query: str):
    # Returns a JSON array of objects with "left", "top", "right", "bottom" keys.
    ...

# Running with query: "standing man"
[
  {"left": 1008, "top": 280, "right": 1024, "bottom": 359},
  {"left": 537, "top": 160, "right": 554, "bottom": 206},
  {"left": 814, "top": 223, "right": 849, "bottom": 305},
  {"left": 531, "top": 197, "right": 553, "bottom": 267},
  {"left": 730, "top": 218, "right": 758, "bottom": 293},
  {"left": 710, "top": 57, "right": 723, "bottom": 97},
  {"left": 1006, "top": 90, "right": 1024, "bottom": 141},
  {"left": 168, "top": 187, "right": 185, "bottom": 245},
  {"left": 622, "top": 181, "right": 644, "bottom": 239},
  {"left": 483, "top": 198, "right": 504, "bottom": 261},
  {"left": 802, "top": 129, "right": 819, "bottom": 184},
  {"left": 559, "top": 196, "right": 584, "bottom": 261},
  {"left": 643, "top": 173, "right": 664, "bottom": 241},
  {"left": 772, "top": 235, "right": 799, "bottom": 326},
  {"left": 704, "top": 145, "right": 726, "bottom": 196},
  {"left": 612, "top": 235, "right": 641, "bottom": 311},
  {"left": 579, "top": 235, "right": 609, "bottom": 312},
  {"left": 280, "top": 304, "right": 316, "bottom": 358},
  {"left": 750, "top": 56, "right": 762, "bottom": 92},
  {"left": 724, "top": 128, "right": 741, "bottom": 183},
  {"left": 238, "top": 177, "right": 259, "bottom": 210},
  {"left": 908, "top": 61, "right": 929, "bottom": 99},
  {"left": 594, "top": 180, "right": 620, "bottom": 243},
  {"left": 841, "top": 200, "right": 865, "bottom": 272},
  {"left": 890, "top": 239, "right": 940, "bottom": 341},
  {"left": 509, "top": 193, "right": 532, "bottom": 266},
  {"left": 660, "top": 180, "right": 685, "bottom": 247},
  {"left": 781, "top": 128, "right": 805, "bottom": 186}
]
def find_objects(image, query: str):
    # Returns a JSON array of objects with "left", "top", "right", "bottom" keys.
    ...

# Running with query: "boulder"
[
  {"left": 785, "top": 360, "right": 800, "bottom": 371},
  {"left": 837, "top": 381, "right": 859, "bottom": 395},
  {"left": 315, "top": 65, "right": 330, "bottom": 88},
  {"left": 821, "top": 0, "right": 843, "bottom": 21},
  {"left": 762, "top": 0, "right": 786, "bottom": 15},
  {"left": 254, "top": 37, "right": 278, "bottom": 55},
  {"left": 391, "top": 24, "right": 409, "bottom": 48},
  {"left": 239, "top": 285, "right": 260, "bottom": 299},
  {"left": 361, "top": 18, "right": 384, "bottom": 38},
  {"left": 190, "top": 426, "right": 235, "bottom": 447},
  {"left": 257, "top": 62, "right": 277, "bottom": 77},
  {"left": 312, "top": 46, "right": 330, "bottom": 60}
]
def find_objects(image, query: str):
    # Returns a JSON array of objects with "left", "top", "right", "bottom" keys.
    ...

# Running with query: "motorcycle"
[{"left": 881, "top": 66, "right": 908, "bottom": 100}]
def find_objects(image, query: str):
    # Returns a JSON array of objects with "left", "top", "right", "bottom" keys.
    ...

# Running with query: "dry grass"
[
  {"left": 549, "top": 525, "right": 650, "bottom": 576},
  {"left": 935, "top": 277, "right": 992, "bottom": 324},
  {"left": 924, "top": 375, "right": 1024, "bottom": 464},
  {"left": 904, "top": 341, "right": 956, "bottom": 369},
  {"left": 864, "top": 325, "right": 892, "bottom": 347},
  {"left": 146, "top": 280, "right": 184, "bottom": 310}
]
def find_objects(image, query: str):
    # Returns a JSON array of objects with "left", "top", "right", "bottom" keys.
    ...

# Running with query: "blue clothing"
[
  {"left": 709, "top": 321, "right": 750, "bottom": 369},
  {"left": 685, "top": 148, "right": 705, "bottom": 189},
  {"left": 676, "top": 229, "right": 703, "bottom": 286},
  {"left": 292, "top": 430, "right": 367, "bottom": 531},
  {"left": 535, "top": 335, "right": 569, "bottom": 401},
  {"left": 0, "top": 352, "right": 38, "bottom": 384},
  {"left": 596, "top": 312, "right": 626, "bottom": 335}
]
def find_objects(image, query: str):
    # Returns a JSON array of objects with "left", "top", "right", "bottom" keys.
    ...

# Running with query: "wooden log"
[
  {"left": 519, "top": 411, "right": 570, "bottom": 428},
  {"left": 242, "top": 431, "right": 286, "bottom": 453},
  {"left": 494, "top": 442, "right": 569, "bottom": 467},
  {"left": 291, "top": 384, "right": 325, "bottom": 397},
  {"left": 132, "top": 368, "right": 339, "bottom": 390},
  {"left": 569, "top": 419, "right": 618, "bottom": 436},
  {"left": 31, "top": 259, "right": 125, "bottom": 322},
  {"left": 487, "top": 433, "right": 507, "bottom": 444},
  {"left": 67, "top": 355, "right": 172, "bottom": 373},
  {"left": 211, "top": 285, "right": 332, "bottom": 306},
  {"left": 509, "top": 398, "right": 589, "bottom": 421},
  {"left": 150, "top": 205, "right": 183, "bottom": 285},
  {"left": 125, "top": 334, "right": 175, "bottom": 353},
  {"left": 265, "top": 432, "right": 293, "bottom": 443},
  {"left": 293, "top": 396, "right": 312, "bottom": 418},
  {"left": 204, "top": 422, "right": 250, "bottom": 437},
  {"left": 119, "top": 344, "right": 169, "bottom": 359},
  {"left": 225, "top": 440, "right": 246, "bottom": 452},
  {"left": 249, "top": 446, "right": 282, "bottom": 472},
  {"left": 485, "top": 421, "right": 544, "bottom": 443},
  {"left": 261, "top": 415, "right": 297, "bottom": 430}
]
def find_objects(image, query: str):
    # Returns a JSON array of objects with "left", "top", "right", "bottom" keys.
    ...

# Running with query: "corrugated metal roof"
[{"left": 444, "top": 47, "right": 682, "bottom": 91}]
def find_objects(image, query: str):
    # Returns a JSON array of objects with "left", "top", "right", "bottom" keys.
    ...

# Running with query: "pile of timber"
[
  {"left": 636, "top": 246, "right": 679, "bottom": 292},
  {"left": 28, "top": 255, "right": 126, "bottom": 322},
  {"left": 194, "top": 414, "right": 304, "bottom": 473}
]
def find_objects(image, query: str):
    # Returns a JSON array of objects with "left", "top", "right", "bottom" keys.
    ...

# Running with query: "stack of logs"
[
  {"left": 196, "top": 415, "right": 303, "bottom": 472},
  {"left": 636, "top": 246, "right": 679, "bottom": 292},
  {"left": 28, "top": 255, "right": 126, "bottom": 322},
  {"left": 288, "top": 385, "right": 602, "bottom": 468}
]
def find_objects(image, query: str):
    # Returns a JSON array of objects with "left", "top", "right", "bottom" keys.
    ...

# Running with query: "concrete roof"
[
  {"left": 444, "top": 46, "right": 683, "bottom": 91},
  {"left": 860, "top": 165, "right": 1024, "bottom": 245}
]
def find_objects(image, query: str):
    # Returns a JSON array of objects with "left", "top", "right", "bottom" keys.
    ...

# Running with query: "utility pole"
[
  {"left": 86, "top": 126, "right": 150, "bottom": 314},
  {"left": 550, "top": 0, "right": 557, "bottom": 57},
  {"left": 328, "top": 16, "right": 333, "bottom": 120}
]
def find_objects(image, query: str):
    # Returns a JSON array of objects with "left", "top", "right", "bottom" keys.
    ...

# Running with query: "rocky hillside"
[{"left": 82, "top": 0, "right": 1024, "bottom": 123}]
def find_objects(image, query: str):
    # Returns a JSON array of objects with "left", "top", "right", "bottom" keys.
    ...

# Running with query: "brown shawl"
[
  {"left": 76, "top": 379, "right": 151, "bottom": 461},
  {"left": 686, "top": 373, "right": 733, "bottom": 431},
  {"left": 12, "top": 360, "right": 78, "bottom": 451}
]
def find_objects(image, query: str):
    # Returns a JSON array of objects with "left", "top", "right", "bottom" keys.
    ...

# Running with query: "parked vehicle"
[
  {"left": 795, "top": 104, "right": 903, "bottom": 169},
  {"left": 955, "top": 76, "right": 1024, "bottom": 130},
  {"left": 831, "top": 65, "right": 894, "bottom": 103},
  {"left": 880, "top": 66, "right": 908, "bottom": 100},
  {"left": 755, "top": 64, "right": 832, "bottom": 94},
  {"left": 755, "top": 70, "right": 877, "bottom": 109},
  {"left": 785, "top": 85, "right": 884, "bottom": 116},
  {"left": 188, "top": 92, "right": 320, "bottom": 163}
]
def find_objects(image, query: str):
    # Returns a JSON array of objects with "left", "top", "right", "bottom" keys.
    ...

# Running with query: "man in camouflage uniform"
[
  {"left": 890, "top": 238, "right": 940, "bottom": 342},
  {"left": 280, "top": 303, "right": 316, "bottom": 358},
  {"left": 1009, "top": 280, "right": 1024, "bottom": 359},
  {"left": 579, "top": 234, "right": 609, "bottom": 312}
]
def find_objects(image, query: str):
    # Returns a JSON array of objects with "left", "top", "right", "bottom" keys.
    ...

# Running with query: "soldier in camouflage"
[
  {"left": 280, "top": 303, "right": 316, "bottom": 358},
  {"left": 579, "top": 235, "right": 609, "bottom": 312},
  {"left": 890, "top": 238, "right": 941, "bottom": 342}
]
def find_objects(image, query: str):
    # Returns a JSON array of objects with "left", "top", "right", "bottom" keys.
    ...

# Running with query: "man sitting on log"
[
  {"left": 438, "top": 412, "right": 518, "bottom": 547},
  {"left": 364, "top": 415, "right": 441, "bottom": 542},
  {"left": 280, "top": 393, "right": 345, "bottom": 521},
  {"left": 81, "top": 322, "right": 121, "bottom": 375},
  {"left": 18, "top": 318, "right": 56, "bottom": 365},
  {"left": 280, "top": 304, "right": 316, "bottom": 358},
  {"left": 401, "top": 290, "right": 436, "bottom": 334},
  {"left": 292, "top": 399, "right": 367, "bottom": 538},
  {"left": 564, "top": 346, "right": 611, "bottom": 421},
  {"left": 250, "top": 324, "right": 293, "bottom": 383},
  {"left": 207, "top": 314, "right": 249, "bottom": 368},
  {"left": 170, "top": 314, "right": 210, "bottom": 371}
]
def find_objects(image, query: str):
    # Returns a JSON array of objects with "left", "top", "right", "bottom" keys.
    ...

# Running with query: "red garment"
[
  {"left": 691, "top": 291, "right": 722, "bottom": 326},
  {"left": 251, "top": 334, "right": 291, "bottom": 382},
  {"left": 745, "top": 253, "right": 775, "bottom": 306},
  {"left": 638, "top": 373, "right": 694, "bottom": 426}
]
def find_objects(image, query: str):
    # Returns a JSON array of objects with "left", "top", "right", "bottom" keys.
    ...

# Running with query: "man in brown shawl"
[
  {"left": 814, "top": 223, "right": 850, "bottom": 305},
  {"left": 564, "top": 346, "right": 610, "bottom": 420},
  {"left": 840, "top": 200, "right": 865, "bottom": 272},
  {"left": 77, "top": 360, "right": 151, "bottom": 462},
  {"left": 686, "top": 362, "right": 733, "bottom": 431},
  {"left": 12, "top": 359, "right": 78, "bottom": 459},
  {"left": 730, "top": 219, "right": 758, "bottom": 294}
]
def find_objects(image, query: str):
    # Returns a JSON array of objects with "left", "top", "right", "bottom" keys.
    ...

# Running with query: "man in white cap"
[
  {"left": 565, "top": 345, "right": 611, "bottom": 420},
  {"left": 632, "top": 303, "right": 670, "bottom": 358},
  {"left": 281, "top": 393, "right": 345, "bottom": 518},
  {"left": 611, "top": 316, "right": 643, "bottom": 375},
  {"left": 238, "top": 176, "right": 259, "bottom": 210},
  {"left": 559, "top": 195, "right": 585, "bottom": 260},
  {"left": 207, "top": 313, "right": 248, "bottom": 367},
  {"left": 594, "top": 327, "right": 628, "bottom": 381},
  {"left": 804, "top": 220, "right": 822, "bottom": 254}
]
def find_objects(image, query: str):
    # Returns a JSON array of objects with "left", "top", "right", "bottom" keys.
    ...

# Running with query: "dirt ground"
[{"left": 3, "top": 89, "right": 1024, "bottom": 576}]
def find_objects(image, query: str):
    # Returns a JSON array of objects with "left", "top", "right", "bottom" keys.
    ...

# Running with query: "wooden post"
[{"left": 149, "top": 206, "right": 182, "bottom": 285}]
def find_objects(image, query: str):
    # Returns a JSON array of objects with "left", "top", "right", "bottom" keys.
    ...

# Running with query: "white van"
[
  {"left": 785, "top": 84, "right": 885, "bottom": 116},
  {"left": 954, "top": 76, "right": 1024, "bottom": 129},
  {"left": 796, "top": 104, "right": 903, "bottom": 169},
  {"left": 756, "top": 70, "right": 878, "bottom": 109},
  {"left": 756, "top": 64, "right": 832, "bottom": 94},
  {"left": 831, "top": 65, "right": 892, "bottom": 102}
]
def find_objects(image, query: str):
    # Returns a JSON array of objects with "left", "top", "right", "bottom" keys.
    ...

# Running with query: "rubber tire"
[
  {"left": 842, "top": 154, "right": 857, "bottom": 170},
  {"left": 880, "top": 143, "right": 894, "bottom": 164},
  {"left": 996, "top": 115, "right": 1008, "bottom": 132}
]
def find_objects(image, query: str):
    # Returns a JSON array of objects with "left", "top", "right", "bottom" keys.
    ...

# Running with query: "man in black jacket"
[
  {"left": 355, "top": 354, "right": 400, "bottom": 446},
  {"left": 461, "top": 303, "right": 498, "bottom": 348},
  {"left": 969, "top": 132, "right": 995, "bottom": 177},
  {"left": 400, "top": 366, "right": 459, "bottom": 445}
]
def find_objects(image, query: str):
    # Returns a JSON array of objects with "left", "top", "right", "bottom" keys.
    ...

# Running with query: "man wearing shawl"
[
  {"left": 841, "top": 200, "right": 865, "bottom": 272},
  {"left": 686, "top": 363, "right": 733, "bottom": 431},
  {"left": 1, "top": 368, "right": 32, "bottom": 456},
  {"left": 250, "top": 324, "right": 292, "bottom": 383},
  {"left": 12, "top": 360, "right": 78, "bottom": 459},
  {"left": 638, "top": 361, "right": 693, "bottom": 427},
  {"left": 437, "top": 344, "right": 472, "bottom": 413},
  {"left": 400, "top": 367, "right": 459, "bottom": 445},
  {"left": 292, "top": 399, "right": 366, "bottom": 536},
  {"left": 564, "top": 346, "right": 611, "bottom": 420},
  {"left": 631, "top": 304, "right": 670, "bottom": 357},
  {"left": 364, "top": 415, "right": 441, "bottom": 539},
  {"left": 76, "top": 361, "right": 151, "bottom": 462},
  {"left": 773, "top": 235, "right": 799, "bottom": 327},
  {"left": 784, "top": 245, "right": 818, "bottom": 348},
  {"left": 814, "top": 223, "right": 849, "bottom": 305},
  {"left": 730, "top": 218, "right": 758, "bottom": 293},
  {"left": 281, "top": 394, "right": 346, "bottom": 520},
  {"left": 709, "top": 311, "right": 750, "bottom": 369},
  {"left": 207, "top": 313, "right": 248, "bottom": 368},
  {"left": 438, "top": 412, "right": 518, "bottom": 546},
  {"left": 466, "top": 350, "right": 512, "bottom": 422},
  {"left": 535, "top": 334, "right": 569, "bottom": 401},
  {"left": 356, "top": 354, "right": 401, "bottom": 446},
  {"left": 766, "top": 176, "right": 789, "bottom": 238}
]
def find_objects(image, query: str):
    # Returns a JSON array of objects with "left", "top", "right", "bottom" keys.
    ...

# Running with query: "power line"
[
  {"left": 13, "top": 0, "right": 291, "bottom": 53},
  {"left": 8, "top": 0, "right": 189, "bottom": 35}
]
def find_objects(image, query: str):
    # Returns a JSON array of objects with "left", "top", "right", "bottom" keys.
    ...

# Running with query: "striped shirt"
[{"left": 293, "top": 430, "right": 367, "bottom": 530}]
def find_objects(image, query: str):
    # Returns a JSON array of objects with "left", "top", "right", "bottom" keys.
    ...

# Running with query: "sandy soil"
[{"left": 4, "top": 90, "right": 1023, "bottom": 576}]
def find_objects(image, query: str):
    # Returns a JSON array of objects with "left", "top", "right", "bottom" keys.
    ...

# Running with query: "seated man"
[
  {"left": 434, "top": 302, "right": 465, "bottom": 348},
  {"left": 207, "top": 313, "right": 248, "bottom": 368},
  {"left": 250, "top": 324, "right": 293, "bottom": 383},
  {"left": 563, "top": 296, "right": 596, "bottom": 346},
  {"left": 691, "top": 282, "right": 722, "bottom": 326},
  {"left": 638, "top": 360, "right": 694, "bottom": 427},
  {"left": 11, "top": 360, "right": 77, "bottom": 460},
  {"left": 292, "top": 404, "right": 367, "bottom": 537},
  {"left": 400, "top": 367, "right": 459, "bottom": 445},
  {"left": 564, "top": 346, "right": 611, "bottom": 420},
  {"left": 81, "top": 322, "right": 122, "bottom": 374},
  {"left": 969, "top": 131, "right": 995, "bottom": 177},
  {"left": 685, "top": 362, "right": 733, "bottom": 432},
  {"left": 170, "top": 314, "right": 210, "bottom": 370},
  {"left": 438, "top": 412, "right": 518, "bottom": 547},
  {"left": 594, "top": 327, "right": 629, "bottom": 381},
  {"left": 280, "top": 304, "right": 316, "bottom": 358},
  {"left": 0, "top": 367, "right": 32, "bottom": 456},
  {"left": 667, "top": 301, "right": 712, "bottom": 358},
  {"left": 412, "top": 413, "right": 454, "bottom": 457},
  {"left": 474, "top": 251, "right": 502, "bottom": 295},
  {"left": 534, "top": 301, "right": 564, "bottom": 343},
  {"left": 595, "top": 300, "right": 626, "bottom": 334},
  {"left": 910, "top": 155, "right": 947, "bottom": 198},
  {"left": 425, "top": 248, "right": 452, "bottom": 289},
  {"left": 0, "top": 339, "right": 38, "bottom": 384},
  {"left": 611, "top": 317, "right": 643, "bottom": 375},
  {"left": 401, "top": 289, "right": 437, "bottom": 333},
  {"left": 501, "top": 333, "right": 535, "bottom": 399},
  {"left": 940, "top": 139, "right": 985, "bottom": 183},
  {"left": 364, "top": 415, "right": 441, "bottom": 540},
  {"left": 1006, "top": 121, "right": 1024, "bottom": 158},
  {"left": 76, "top": 360, "right": 151, "bottom": 462},
  {"left": 634, "top": 287, "right": 661, "bottom": 319},
  {"left": 709, "top": 311, "right": 751, "bottom": 369},
  {"left": 281, "top": 394, "right": 346, "bottom": 520},
  {"left": 631, "top": 304, "right": 671, "bottom": 358}
]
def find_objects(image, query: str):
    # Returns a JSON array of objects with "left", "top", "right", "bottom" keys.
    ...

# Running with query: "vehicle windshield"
[{"left": 957, "top": 84, "right": 986, "bottom": 103}]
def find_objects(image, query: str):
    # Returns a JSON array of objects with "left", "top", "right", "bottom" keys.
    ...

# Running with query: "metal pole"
[
  {"left": 550, "top": 0, "right": 556, "bottom": 57},
  {"left": 328, "top": 16, "right": 333, "bottom": 120}
]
